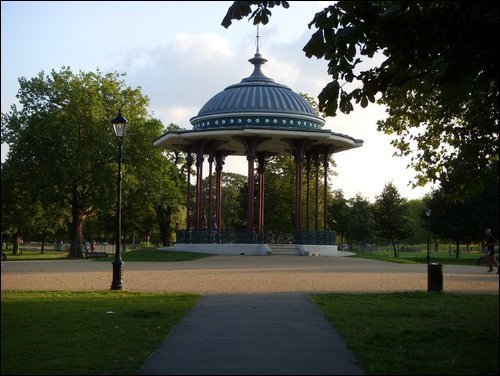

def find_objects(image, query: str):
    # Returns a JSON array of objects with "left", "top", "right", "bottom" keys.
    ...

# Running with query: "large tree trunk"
[
  {"left": 155, "top": 204, "right": 172, "bottom": 247},
  {"left": 392, "top": 239, "right": 397, "bottom": 257},
  {"left": 68, "top": 189, "right": 84, "bottom": 258}
]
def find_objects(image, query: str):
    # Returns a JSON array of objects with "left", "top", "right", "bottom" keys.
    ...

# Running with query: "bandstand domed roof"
[
  {"left": 190, "top": 52, "right": 325, "bottom": 131},
  {"left": 154, "top": 44, "right": 363, "bottom": 156}
]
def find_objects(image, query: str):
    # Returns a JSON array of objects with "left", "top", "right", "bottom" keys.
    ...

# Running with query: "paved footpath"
[{"left": 139, "top": 293, "right": 365, "bottom": 375}]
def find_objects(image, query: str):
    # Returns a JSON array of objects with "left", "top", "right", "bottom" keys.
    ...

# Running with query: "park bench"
[
  {"left": 86, "top": 252, "right": 108, "bottom": 259},
  {"left": 476, "top": 256, "right": 499, "bottom": 266}
]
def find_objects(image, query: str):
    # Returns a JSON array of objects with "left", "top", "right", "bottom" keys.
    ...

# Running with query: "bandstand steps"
[{"left": 269, "top": 244, "right": 300, "bottom": 255}]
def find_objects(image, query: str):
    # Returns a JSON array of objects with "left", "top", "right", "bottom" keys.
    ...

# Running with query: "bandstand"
[{"left": 154, "top": 40, "right": 363, "bottom": 256}]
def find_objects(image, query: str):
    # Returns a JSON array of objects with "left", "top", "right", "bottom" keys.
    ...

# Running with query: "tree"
[
  {"left": 425, "top": 162, "right": 499, "bottom": 257},
  {"left": 329, "top": 190, "right": 350, "bottom": 249},
  {"left": 372, "top": 182, "right": 407, "bottom": 256},
  {"left": 0, "top": 160, "right": 36, "bottom": 255},
  {"left": 222, "top": 1, "right": 499, "bottom": 198},
  {"left": 404, "top": 199, "right": 427, "bottom": 245},
  {"left": 123, "top": 118, "right": 184, "bottom": 247},
  {"left": 220, "top": 172, "right": 247, "bottom": 230},
  {"left": 264, "top": 155, "right": 296, "bottom": 233},
  {"left": 1, "top": 68, "right": 181, "bottom": 256},
  {"left": 344, "top": 194, "right": 373, "bottom": 251}
]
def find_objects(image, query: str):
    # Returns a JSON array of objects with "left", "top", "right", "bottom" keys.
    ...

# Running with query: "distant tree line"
[{"left": 2, "top": 67, "right": 498, "bottom": 259}]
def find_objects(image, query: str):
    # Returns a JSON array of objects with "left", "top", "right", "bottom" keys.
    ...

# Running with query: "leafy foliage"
[
  {"left": 221, "top": 1, "right": 289, "bottom": 28},
  {"left": 1, "top": 68, "right": 183, "bottom": 255},
  {"left": 424, "top": 162, "right": 499, "bottom": 257},
  {"left": 222, "top": 1, "right": 499, "bottom": 198},
  {"left": 372, "top": 183, "right": 408, "bottom": 256},
  {"left": 345, "top": 194, "right": 374, "bottom": 250}
]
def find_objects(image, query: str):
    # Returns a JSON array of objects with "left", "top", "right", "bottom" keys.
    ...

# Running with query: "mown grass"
[
  {"left": 351, "top": 251, "right": 487, "bottom": 266},
  {"left": 311, "top": 292, "right": 499, "bottom": 375},
  {"left": 102, "top": 249, "right": 213, "bottom": 262},
  {"left": 2, "top": 249, "right": 72, "bottom": 261},
  {"left": 3, "top": 291, "right": 497, "bottom": 375},
  {"left": 1, "top": 291, "right": 200, "bottom": 375},
  {"left": 2, "top": 248, "right": 212, "bottom": 262}
]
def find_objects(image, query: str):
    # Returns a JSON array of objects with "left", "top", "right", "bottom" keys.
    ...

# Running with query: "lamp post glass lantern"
[
  {"left": 425, "top": 209, "right": 432, "bottom": 264},
  {"left": 111, "top": 109, "right": 127, "bottom": 290}
]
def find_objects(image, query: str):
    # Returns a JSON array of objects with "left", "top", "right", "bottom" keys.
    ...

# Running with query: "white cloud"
[
  {"left": 160, "top": 106, "right": 197, "bottom": 128},
  {"left": 264, "top": 55, "right": 301, "bottom": 86},
  {"left": 171, "top": 32, "right": 234, "bottom": 61}
]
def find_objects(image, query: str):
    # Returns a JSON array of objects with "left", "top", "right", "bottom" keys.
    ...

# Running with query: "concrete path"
[{"left": 139, "top": 293, "right": 365, "bottom": 375}]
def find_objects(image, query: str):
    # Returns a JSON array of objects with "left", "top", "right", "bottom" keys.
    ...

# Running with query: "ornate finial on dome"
[
  {"left": 256, "top": 24, "right": 261, "bottom": 54},
  {"left": 244, "top": 25, "right": 273, "bottom": 82}
]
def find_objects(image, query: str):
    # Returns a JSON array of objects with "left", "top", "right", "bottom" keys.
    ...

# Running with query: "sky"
[{"left": 1, "top": 1, "right": 434, "bottom": 202}]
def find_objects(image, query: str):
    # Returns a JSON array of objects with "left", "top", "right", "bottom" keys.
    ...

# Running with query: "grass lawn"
[
  {"left": 1, "top": 291, "right": 200, "bottom": 375},
  {"left": 101, "top": 249, "right": 213, "bottom": 262},
  {"left": 2, "top": 248, "right": 212, "bottom": 262},
  {"left": 2, "top": 249, "right": 73, "bottom": 261},
  {"left": 3, "top": 293, "right": 497, "bottom": 376},
  {"left": 351, "top": 251, "right": 486, "bottom": 266},
  {"left": 311, "top": 292, "right": 499, "bottom": 375}
]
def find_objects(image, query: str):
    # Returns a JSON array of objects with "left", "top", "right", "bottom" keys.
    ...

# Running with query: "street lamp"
[
  {"left": 111, "top": 109, "right": 127, "bottom": 290},
  {"left": 425, "top": 208, "right": 432, "bottom": 264}
]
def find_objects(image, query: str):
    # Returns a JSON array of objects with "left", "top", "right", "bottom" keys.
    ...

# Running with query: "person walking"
[
  {"left": 210, "top": 213, "right": 218, "bottom": 242},
  {"left": 83, "top": 240, "right": 90, "bottom": 259},
  {"left": 482, "top": 229, "right": 499, "bottom": 274}
]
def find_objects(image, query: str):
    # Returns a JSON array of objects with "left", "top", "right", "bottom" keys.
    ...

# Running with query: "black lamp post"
[
  {"left": 425, "top": 208, "right": 432, "bottom": 264},
  {"left": 111, "top": 109, "right": 127, "bottom": 290}
]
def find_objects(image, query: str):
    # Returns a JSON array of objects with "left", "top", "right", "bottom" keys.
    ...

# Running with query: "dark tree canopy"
[
  {"left": 222, "top": 1, "right": 289, "bottom": 28},
  {"left": 222, "top": 1, "right": 499, "bottom": 197},
  {"left": 1, "top": 68, "right": 182, "bottom": 255}
]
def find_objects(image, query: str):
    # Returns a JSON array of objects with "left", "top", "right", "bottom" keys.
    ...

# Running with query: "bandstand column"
[
  {"left": 257, "top": 153, "right": 267, "bottom": 236},
  {"left": 185, "top": 148, "right": 194, "bottom": 232},
  {"left": 246, "top": 156, "right": 255, "bottom": 232},
  {"left": 286, "top": 139, "right": 311, "bottom": 241},
  {"left": 215, "top": 151, "right": 226, "bottom": 232},
  {"left": 195, "top": 141, "right": 205, "bottom": 231},
  {"left": 322, "top": 147, "right": 331, "bottom": 231},
  {"left": 236, "top": 136, "right": 267, "bottom": 233},
  {"left": 295, "top": 152, "right": 303, "bottom": 237},
  {"left": 207, "top": 152, "right": 214, "bottom": 231},
  {"left": 314, "top": 152, "right": 320, "bottom": 232},
  {"left": 305, "top": 151, "right": 312, "bottom": 233}
]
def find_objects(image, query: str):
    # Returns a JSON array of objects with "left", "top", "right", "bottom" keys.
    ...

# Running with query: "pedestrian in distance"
[
  {"left": 83, "top": 240, "right": 90, "bottom": 259},
  {"left": 210, "top": 213, "right": 218, "bottom": 242},
  {"left": 90, "top": 240, "right": 96, "bottom": 254},
  {"left": 210, "top": 213, "right": 217, "bottom": 231},
  {"left": 482, "top": 229, "right": 499, "bottom": 274}
]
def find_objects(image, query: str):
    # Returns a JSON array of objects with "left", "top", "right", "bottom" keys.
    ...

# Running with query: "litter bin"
[{"left": 428, "top": 263, "right": 443, "bottom": 292}]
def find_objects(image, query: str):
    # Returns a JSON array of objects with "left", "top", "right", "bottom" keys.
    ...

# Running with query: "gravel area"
[{"left": 1, "top": 255, "right": 498, "bottom": 294}]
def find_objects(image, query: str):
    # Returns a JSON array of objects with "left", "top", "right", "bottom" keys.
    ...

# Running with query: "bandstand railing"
[
  {"left": 175, "top": 230, "right": 336, "bottom": 245},
  {"left": 294, "top": 231, "right": 336, "bottom": 245}
]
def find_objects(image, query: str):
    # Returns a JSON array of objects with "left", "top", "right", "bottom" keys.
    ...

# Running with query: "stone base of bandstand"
[
  {"left": 161, "top": 243, "right": 355, "bottom": 257},
  {"left": 297, "top": 245, "right": 354, "bottom": 257}
]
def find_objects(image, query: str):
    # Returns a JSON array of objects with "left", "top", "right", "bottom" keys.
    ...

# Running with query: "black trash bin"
[{"left": 428, "top": 263, "right": 443, "bottom": 292}]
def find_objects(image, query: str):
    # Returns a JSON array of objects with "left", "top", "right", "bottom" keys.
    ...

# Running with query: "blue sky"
[{"left": 1, "top": 1, "right": 433, "bottom": 201}]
